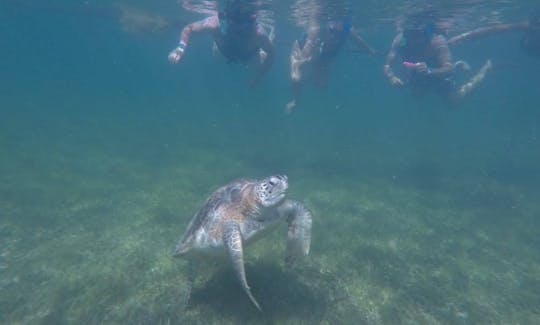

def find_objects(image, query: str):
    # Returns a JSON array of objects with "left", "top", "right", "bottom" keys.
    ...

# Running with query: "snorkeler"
[
  {"left": 168, "top": 1, "right": 274, "bottom": 87},
  {"left": 286, "top": 14, "right": 376, "bottom": 113},
  {"left": 384, "top": 11, "right": 492, "bottom": 103},
  {"left": 448, "top": 9, "right": 540, "bottom": 58}
]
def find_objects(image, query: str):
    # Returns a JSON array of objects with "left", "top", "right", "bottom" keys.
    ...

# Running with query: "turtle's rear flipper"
[
  {"left": 279, "top": 200, "right": 313, "bottom": 266},
  {"left": 224, "top": 221, "right": 262, "bottom": 311}
]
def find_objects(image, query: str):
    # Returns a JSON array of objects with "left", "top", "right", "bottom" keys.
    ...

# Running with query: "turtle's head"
[{"left": 256, "top": 175, "right": 288, "bottom": 207}]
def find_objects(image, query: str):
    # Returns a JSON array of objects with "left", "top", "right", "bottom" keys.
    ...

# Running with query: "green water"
[{"left": 1, "top": 1, "right": 540, "bottom": 324}]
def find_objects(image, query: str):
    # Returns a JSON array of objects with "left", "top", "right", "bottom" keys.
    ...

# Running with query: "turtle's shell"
[{"left": 173, "top": 179, "right": 259, "bottom": 255}]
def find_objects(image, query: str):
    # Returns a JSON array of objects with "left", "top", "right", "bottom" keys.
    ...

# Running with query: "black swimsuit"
[
  {"left": 215, "top": 19, "right": 259, "bottom": 63},
  {"left": 399, "top": 40, "right": 456, "bottom": 95}
]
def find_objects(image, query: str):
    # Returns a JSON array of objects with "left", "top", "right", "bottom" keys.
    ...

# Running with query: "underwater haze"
[{"left": 1, "top": 0, "right": 540, "bottom": 323}]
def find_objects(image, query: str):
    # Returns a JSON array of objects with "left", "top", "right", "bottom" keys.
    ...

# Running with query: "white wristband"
[{"left": 177, "top": 41, "right": 187, "bottom": 52}]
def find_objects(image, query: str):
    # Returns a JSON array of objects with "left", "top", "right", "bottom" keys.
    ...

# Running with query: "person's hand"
[
  {"left": 403, "top": 61, "right": 430, "bottom": 74},
  {"left": 389, "top": 76, "right": 404, "bottom": 87},
  {"left": 414, "top": 62, "right": 429, "bottom": 74},
  {"left": 258, "top": 49, "right": 268, "bottom": 64},
  {"left": 168, "top": 47, "right": 184, "bottom": 64}
]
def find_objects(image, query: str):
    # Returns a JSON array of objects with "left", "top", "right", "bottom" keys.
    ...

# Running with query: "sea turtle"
[{"left": 172, "top": 175, "right": 312, "bottom": 311}]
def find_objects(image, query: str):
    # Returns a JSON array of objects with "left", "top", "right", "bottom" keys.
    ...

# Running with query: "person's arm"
[
  {"left": 448, "top": 22, "right": 529, "bottom": 46},
  {"left": 350, "top": 27, "right": 376, "bottom": 55},
  {"left": 168, "top": 15, "right": 219, "bottom": 63},
  {"left": 383, "top": 33, "right": 404, "bottom": 87}
]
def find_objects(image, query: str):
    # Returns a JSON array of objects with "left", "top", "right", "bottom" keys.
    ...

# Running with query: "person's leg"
[
  {"left": 291, "top": 24, "right": 319, "bottom": 81},
  {"left": 455, "top": 59, "right": 492, "bottom": 99},
  {"left": 290, "top": 40, "right": 305, "bottom": 81},
  {"left": 285, "top": 79, "right": 302, "bottom": 114}
]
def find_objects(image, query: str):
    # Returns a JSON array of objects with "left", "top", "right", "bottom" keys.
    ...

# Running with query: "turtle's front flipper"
[
  {"left": 223, "top": 221, "right": 262, "bottom": 311},
  {"left": 278, "top": 200, "right": 313, "bottom": 266}
]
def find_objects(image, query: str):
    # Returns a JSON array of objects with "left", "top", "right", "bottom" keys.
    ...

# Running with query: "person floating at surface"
[
  {"left": 383, "top": 12, "right": 492, "bottom": 103},
  {"left": 448, "top": 9, "right": 540, "bottom": 58},
  {"left": 286, "top": 15, "right": 376, "bottom": 113},
  {"left": 168, "top": 0, "right": 274, "bottom": 87}
]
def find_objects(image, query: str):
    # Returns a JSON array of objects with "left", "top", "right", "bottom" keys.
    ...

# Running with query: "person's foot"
[
  {"left": 454, "top": 60, "right": 471, "bottom": 72},
  {"left": 285, "top": 100, "right": 296, "bottom": 114},
  {"left": 483, "top": 59, "right": 493, "bottom": 73}
]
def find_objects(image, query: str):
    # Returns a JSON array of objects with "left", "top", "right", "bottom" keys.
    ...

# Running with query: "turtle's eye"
[{"left": 269, "top": 180, "right": 276, "bottom": 186}]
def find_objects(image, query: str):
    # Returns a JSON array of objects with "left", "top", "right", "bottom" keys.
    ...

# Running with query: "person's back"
[{"left": 213, "top": 6, "right": 261, "bottom": 62}]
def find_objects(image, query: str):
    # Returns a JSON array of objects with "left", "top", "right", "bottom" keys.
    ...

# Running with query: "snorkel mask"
[
  {"left": 402, "top": 21, "right": 436, "bottom": 47},
  {"left": 401, "top": 8, "right": 440, "bottom": 46},
  {"left": 219, "top": 1, "right": 256, "bottom": 32}
]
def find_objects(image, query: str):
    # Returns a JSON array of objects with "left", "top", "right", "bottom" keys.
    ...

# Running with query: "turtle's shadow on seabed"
[{"left": 190, "top": 261, "right": 327, "bottom": 321}]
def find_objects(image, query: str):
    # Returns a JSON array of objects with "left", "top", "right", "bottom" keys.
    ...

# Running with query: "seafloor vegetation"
[{"left": 1, "top": 112, "right": 540, "bottom": 324}]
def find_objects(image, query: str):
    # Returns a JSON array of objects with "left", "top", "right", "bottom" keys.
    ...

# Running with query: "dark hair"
[
  {"left": 223, "top": 1, "right": 256, "bottom": 23},
  {"left": 402, "top": 8, "right": 441, "bottom": 38}
]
